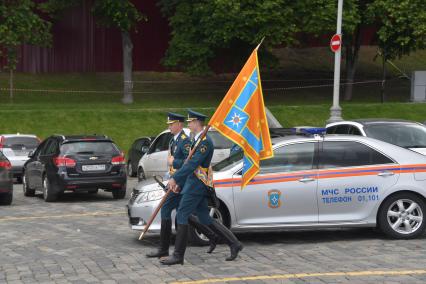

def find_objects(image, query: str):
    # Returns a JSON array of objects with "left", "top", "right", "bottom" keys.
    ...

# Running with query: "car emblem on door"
[
  {"left": 89, "top": 156, "right": 98, "bottom": 160},
  {"left": 268, "top": 190, "right": 282, "bottom": 209}
]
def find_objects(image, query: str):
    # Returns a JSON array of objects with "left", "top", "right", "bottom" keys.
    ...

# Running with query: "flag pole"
[{"left": 255, "top": 37, "right": 265, "bottom": 51}]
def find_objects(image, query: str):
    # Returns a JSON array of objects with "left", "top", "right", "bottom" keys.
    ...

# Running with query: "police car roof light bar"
[{"left": 297, "top": 127, "right": 327, "bottom": 135}]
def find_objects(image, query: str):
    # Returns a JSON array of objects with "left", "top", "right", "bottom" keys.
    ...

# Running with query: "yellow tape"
[
  {"left": 171, "top": 269, "right": 426, "bottom": 284},
  {"left": 0, "top": 211, "right": 125, "bottom": 222}
]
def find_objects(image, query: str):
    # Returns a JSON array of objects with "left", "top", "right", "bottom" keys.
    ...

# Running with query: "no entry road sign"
[{"left": 330, "top": 34, "right": 342, "bottom": 52}]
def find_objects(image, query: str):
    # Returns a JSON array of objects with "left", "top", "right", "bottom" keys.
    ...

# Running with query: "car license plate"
[
  {"left": 82, "top": 164, "right": 106, "bottom": 171},
  {"left": 15, "top": 150, "right": 30, "bottom": 156}
]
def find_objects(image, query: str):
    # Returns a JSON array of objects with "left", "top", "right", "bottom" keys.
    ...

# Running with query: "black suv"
[
  {"left": 23, "top": 135, "right": 127, "bottom": 202},
  {"left": 0, "top": 152, "right": 13, "bottom": 205}
]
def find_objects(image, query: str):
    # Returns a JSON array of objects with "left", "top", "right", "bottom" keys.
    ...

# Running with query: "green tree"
[
  {"left": 0, "top": 0, "right": 52, "bottom": 101},
  {"left": 296, "top": 0, "right": 362, "bottom": 101},
  {"left": 92, "top": 0, "right": 145, "bottom": 104},
  {"left": 158, "top": 0, "right": 300, "bottom": 74},
  {"left": 368, "top": 0, "right": 426, "bottom": 102},
  {"left": 41, "top": 0, "right": 145, "bottom": 104},
  {"left": 299, "top": 0, "right": 426, "bottom": 101},
  {"left": 160, "top": 0, "right": 426, "bottom": 102}
]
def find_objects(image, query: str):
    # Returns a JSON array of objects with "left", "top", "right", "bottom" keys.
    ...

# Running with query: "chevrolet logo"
[{"left": 89, "top": 156, "right": 98, "bottom": 160}]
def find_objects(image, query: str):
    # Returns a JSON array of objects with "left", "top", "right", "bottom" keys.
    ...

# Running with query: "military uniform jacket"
[
  {"left": 170, "top": 130, "right": 191, "bottom": 172},
  {"left": 172, "top": 134, "right": 214, "bottom": 196}
]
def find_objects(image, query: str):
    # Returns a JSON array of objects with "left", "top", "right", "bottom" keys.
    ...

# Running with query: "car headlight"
[{"left": 136, "top": 189, "right": 165, "bottom": 203}]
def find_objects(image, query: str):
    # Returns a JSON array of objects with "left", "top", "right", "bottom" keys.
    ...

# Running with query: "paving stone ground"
[{"left": 2, "top": 178, "right": 426, "bottom": 283}]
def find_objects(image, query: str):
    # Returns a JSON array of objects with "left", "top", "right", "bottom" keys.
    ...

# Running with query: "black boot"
[
  {"left": 160, "top": 224, "right": 188, "bottom": 265},
  {"left": 146, "top": 219, "right": 171, "bottom": 258},
  {"left": 208, "top": 220, "right": 243, "bottom": 261},
  {"left": 188, "top": 215, "right": 219, "bottom": 253}
]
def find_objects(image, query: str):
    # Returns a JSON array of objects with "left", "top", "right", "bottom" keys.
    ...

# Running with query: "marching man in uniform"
[
  {"left": 146, "top": 112, "right": 221, "bottom": 259},
  {"left": 160, "top": 110, "right": 243, "bottom": 266}
]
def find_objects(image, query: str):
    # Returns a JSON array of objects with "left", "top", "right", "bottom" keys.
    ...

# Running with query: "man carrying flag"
[
  {"left": 141, "top": 42, "right": 273, "bottom": 264},
  {"left": 161, "top": 110, "right": 243, "bottom": 266},
  {"left": 209, "top": 44, "right": 274, "bottom": 188}
]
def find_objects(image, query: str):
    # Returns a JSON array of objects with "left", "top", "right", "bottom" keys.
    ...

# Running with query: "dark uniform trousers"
[
  {"left": 161, "top": 134, "right": 243, "bottom": 265},
  {"left": 161, "top": 133, "right": 211, "bottom": 225},
  {"left": 160, "top": 130, "right": 189, "bottom": 221},
  {"left": 174, "top": 135, "right": 214, "bottom": 226},
  {"left": 148, "top": 131, "right": 220, "bottom": 261}
]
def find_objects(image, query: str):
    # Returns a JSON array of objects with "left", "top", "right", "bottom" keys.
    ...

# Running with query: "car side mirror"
[
  {"left": 141, "top": 146, "right": 149, "bottom": 153},
  {"left": 28, "top": 150, "right": 35, "bottom": 158}
]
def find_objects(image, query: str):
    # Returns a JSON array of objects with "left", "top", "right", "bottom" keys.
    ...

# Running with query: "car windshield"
[
  {"left": 364, "top": 123, "right": 426, "bottom": 148},
  {"left": 61, "top": 141, "right": 119, "bottom": 155},
  {"left": 4, "top": 137, "right": 39, "bottom": 149},
  {"left": 208, "top": 131, "right": 234, "bottom": 149},
  {"left": 213, "top": 150, "right": 243, "bottom": 172}
]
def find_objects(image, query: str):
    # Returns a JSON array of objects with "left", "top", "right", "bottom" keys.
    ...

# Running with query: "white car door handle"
[
  {"left": 299, "top": 177, "right": 315, "bottom": 183},
  {"left": 378, "top": 171, "right": 395, "bottom": 177}
]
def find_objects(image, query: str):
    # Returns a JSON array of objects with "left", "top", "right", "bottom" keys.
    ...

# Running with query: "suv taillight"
[
  {"left": 111, "top": 153, "right": 125, "bottom": 165},
  {"left": 54, "top": 156, "right": 76, "bottom": 167},
  {"left": 0, "top": 161, "right": 11, "bottom": 169}
]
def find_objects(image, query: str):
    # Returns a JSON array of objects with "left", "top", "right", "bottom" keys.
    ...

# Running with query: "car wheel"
[
  {"left": 0, "top": 192, "right": 12, "bottom": 206},
  {"left": 189, "top": 206, "right": 226, "bottom": 246},
  {"left": 112, "top": 184, "right": 126, "bottom": 199},
  {"left": 88, "top": 189, "right": 99, "bottom": 194},
  {"left": 137, "top": 167, "right": 146, "bottom": 182},
  {"left": 378, "top": 192, "right": 426, "bottom": 239},
  {"left": 42, "top": 175, "right": 58, "bottom": 202},
  {"left": 22, "top": 173, "right": 35, "bottom": 197},
  {"left": 127, "top": 162, "right": 136, "bottom": 177}
]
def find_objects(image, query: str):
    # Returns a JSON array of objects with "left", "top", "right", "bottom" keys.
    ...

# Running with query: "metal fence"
[{"left": 0, "top": 77, "right": 410, "bottom": 104}]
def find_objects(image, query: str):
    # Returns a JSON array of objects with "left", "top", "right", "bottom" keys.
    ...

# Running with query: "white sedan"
[
  {"left": 128, "top": 134, "right": 426, "bottom": 244},
  {"left": 136, "top": 128, "right": 233, "bottom": 181},
  {"left": 326, "top": 119, "right": 426, "bottom": 155}
]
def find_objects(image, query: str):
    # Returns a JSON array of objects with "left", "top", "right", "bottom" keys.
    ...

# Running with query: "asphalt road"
[{"left": 2, "top": 179, "right": 426, "bottom": 283}]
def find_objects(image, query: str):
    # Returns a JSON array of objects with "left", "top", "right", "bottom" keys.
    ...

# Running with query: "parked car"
[
  {"left": 326, "top": 119, "right": 426, "bottom": 155},
  {"left": 0, "top": 152, "right": 13, "bottom": 205},
  {"left": 136, "top": 128, "right": 234, "bottom": 181},
  {"left": 23, "top": 135, "right": 127, "bottom": 202},
  {"left": 0, "top": 134, "right": 40, "bottom": 182},
  {"left": 128, "top": 134, "right": 426, "bottom": 244},
  {"left": 127, "top": 137, "right": 153, "bottom": 177}
]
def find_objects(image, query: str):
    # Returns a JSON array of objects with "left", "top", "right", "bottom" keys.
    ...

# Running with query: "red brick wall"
[{"left": 2, "top": 0, "right": 170, "bottom": 73}]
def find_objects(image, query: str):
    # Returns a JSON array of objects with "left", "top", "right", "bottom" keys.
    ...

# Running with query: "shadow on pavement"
[{"left": 34, "top": 191, "right": 127, "bottom": 203}]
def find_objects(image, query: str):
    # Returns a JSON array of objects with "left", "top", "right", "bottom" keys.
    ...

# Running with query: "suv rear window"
[
  {"left": 364, "top": 123, "right": 426, "bottom": 148},
  {"left": 4, "top": 137, "right": 39, "bottom": 149},
  {"left": 208, "top": 132, "right": 234, "bottom": 149},
  {"left": 61, "top": 141, "right": 120, "bottom": 155}
]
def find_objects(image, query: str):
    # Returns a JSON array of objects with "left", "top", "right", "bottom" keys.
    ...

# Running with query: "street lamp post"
[{"left": 328, "top": 0, "right": 344, "bottom": 123}]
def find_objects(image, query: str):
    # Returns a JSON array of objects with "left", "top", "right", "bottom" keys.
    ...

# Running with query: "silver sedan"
[{"left": 127, "top": 134, "right": 426, "bottom": 243}]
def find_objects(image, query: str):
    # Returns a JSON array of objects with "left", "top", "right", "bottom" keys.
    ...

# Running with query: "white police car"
[{"left": 128, "top": 131, "right": 426, "bottom": 243}]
